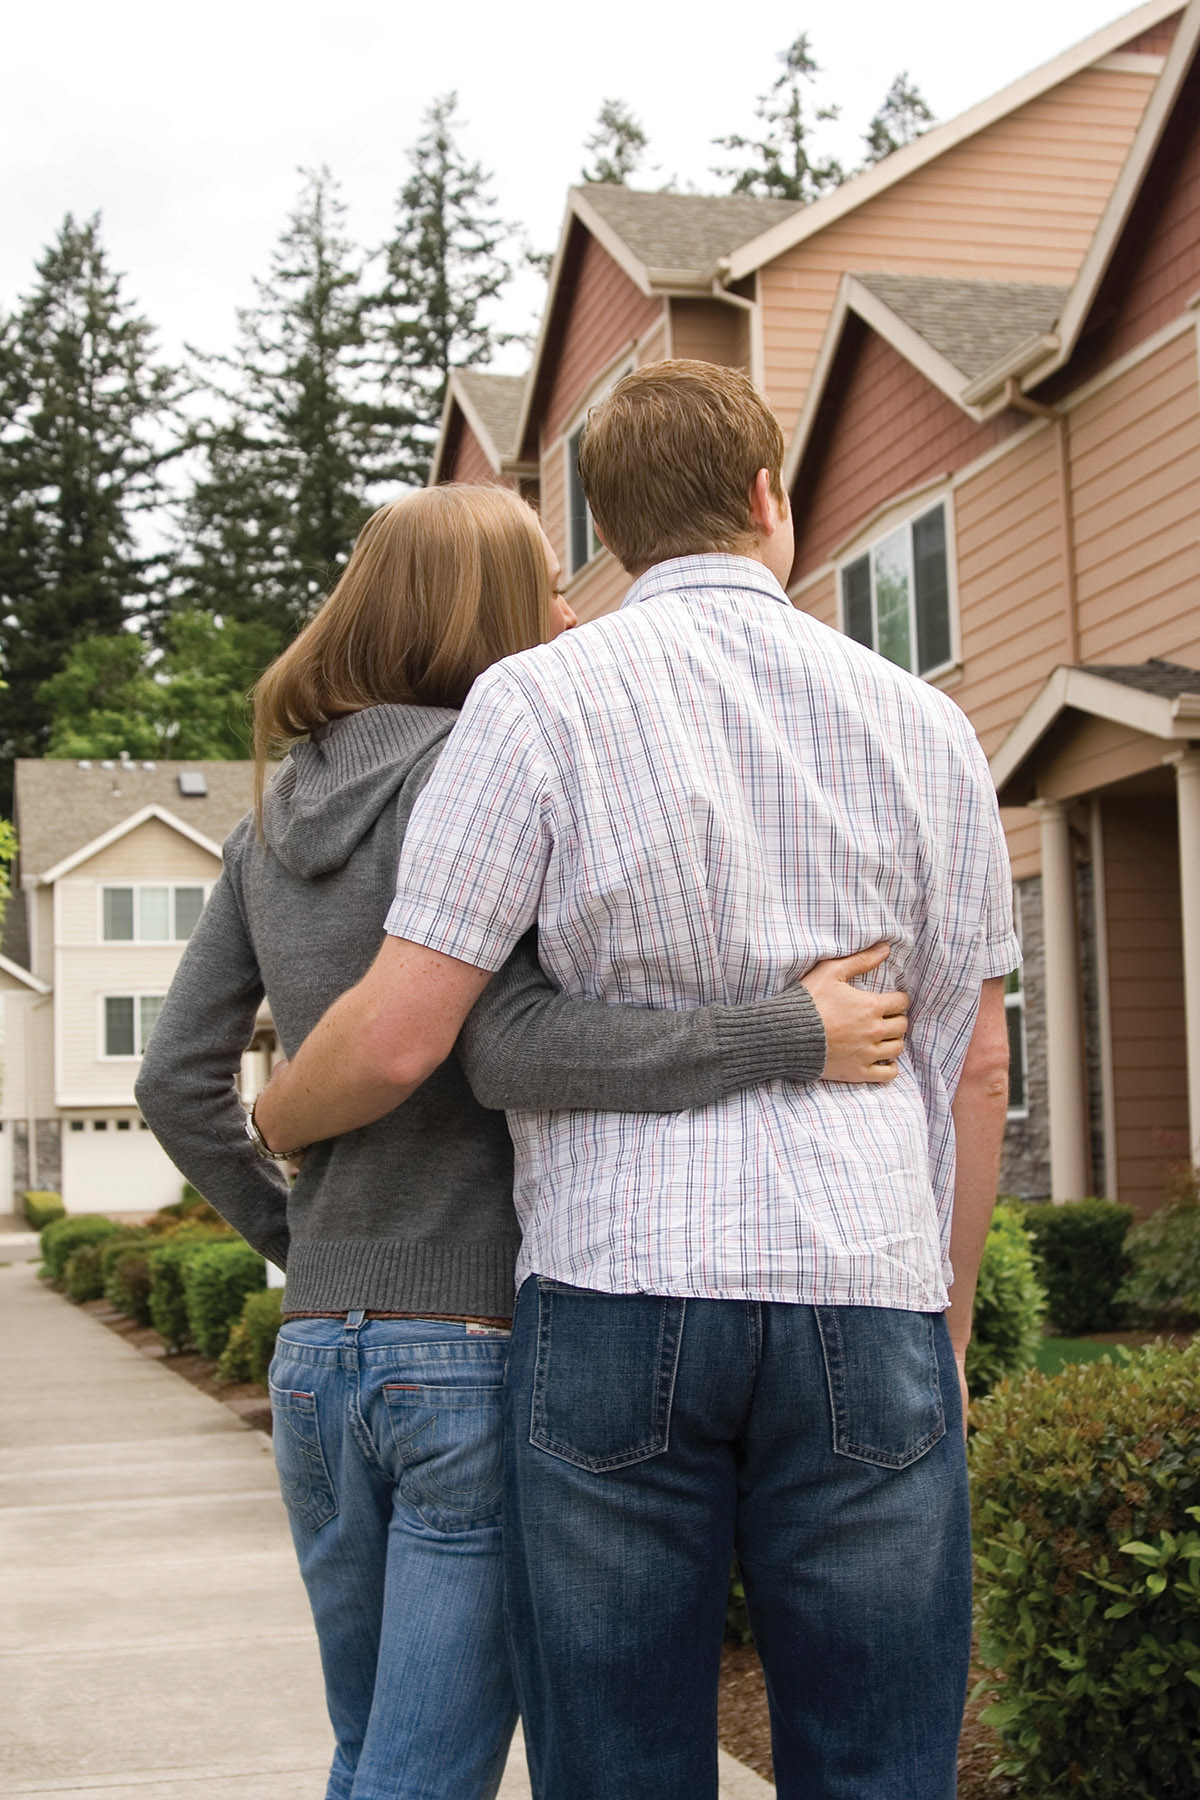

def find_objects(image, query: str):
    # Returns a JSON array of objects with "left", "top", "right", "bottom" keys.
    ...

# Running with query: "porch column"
[
  {"left": 1168, "top": 749, "right": 1200, "bottom": 1165},
  {"left": 1031, "top": 798, "right": 1090, "bottom": 1199}
]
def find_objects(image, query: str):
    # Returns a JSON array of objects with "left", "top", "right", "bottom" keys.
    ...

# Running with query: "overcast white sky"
[{"left": 4, "top": 0, "right": 1156, "bottom": 370}]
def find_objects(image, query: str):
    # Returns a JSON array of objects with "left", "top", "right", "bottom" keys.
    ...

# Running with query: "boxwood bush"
[
  {"left": 1017, "top": 1197, "right": 1133, "bottom": 1335},
  {"left": 100, "top": 1231, "right": 157, "bottom": 1325},
  {"left": 969, "top": 1339, "right": 1200, "bottom": 1798},
  {"left": 1119, "top": 1167, "right": 1200, "bottom": 1327},
  {"left": 62, "top": 1242, "right": 107, "bottom": 1302},
  {"left": 217, "top": 1287, "right": 283, "bottom": 1387},
  {"left": 146, "top": 1226, "right": 235, "bottom": 1350},
  {"left": 182, "top": 1240, "right": 266, "bottom": 1359},
  {"left": 966, "top": 1204, "right": 1046, "bottom": 1398},
  {"left": 23, "top": 1190, "right": 64, "bottom": 1229},
  {"left": 40, "top": 1214, "right": 124, "bottom": 1282}
]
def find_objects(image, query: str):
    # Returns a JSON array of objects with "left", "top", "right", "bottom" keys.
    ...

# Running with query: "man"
[{"left": 258, "top": 360, "right": 1016, "bottom": 1799}]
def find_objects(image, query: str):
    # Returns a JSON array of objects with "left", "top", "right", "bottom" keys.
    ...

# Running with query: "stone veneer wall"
[
  {"left": 1000, "top": 876, "right": 1050, "bottom": 1198},
  {"left": 11, "top": 1120, "right": 62, "bottom": 1204}
]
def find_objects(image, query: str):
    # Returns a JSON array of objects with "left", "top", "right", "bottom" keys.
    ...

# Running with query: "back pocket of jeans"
[
  {"left": 268, "top": 1382, "right": 338, "bottom": 1532},
  {"left": 529, "top": 1279, "right": 685, "bottom": 1472},
  {"left": 814, "top": 1307, "right": 945, "bottom": 1469},
  {"left": 384, "top": 1370, "right": 505, "bottom": 1532}
]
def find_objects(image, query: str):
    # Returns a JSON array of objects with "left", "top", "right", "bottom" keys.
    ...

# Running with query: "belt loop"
[{"left": 344, "top": 1308, "right": 366, "bottom": 1335}]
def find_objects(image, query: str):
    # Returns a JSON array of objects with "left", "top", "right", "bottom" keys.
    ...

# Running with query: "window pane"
[
  {"left": 841, "top": 556, "right": 872, "bottom": 648},
  {"left": 105, "top": 996, "right": 135, "bottom": 1056},
  {"left": 138, "top": 887, "right": 170, "bottom": 939},
  {"left": 174, "top": 887, "right": 204, "bottom": 939},
  {"left": 103, "top": 888, "right": 134, "bottom": 941},
  {"left": 873, "top": 528, "right": 912, "bottom": 671},
  {"left": 568, "top": 427, "right": 591, "bottom": 575},
  {"left": 1006, "top": 1000, "right": 1026, "bottom": 1112},
  {"left": 139, "top": 995, "right": 165, "bottom": 1051},
  {"left": 912, "top": 505, "right": 952, "bottom": 674}
]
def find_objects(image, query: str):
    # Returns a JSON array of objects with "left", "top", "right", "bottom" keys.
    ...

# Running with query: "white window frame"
[
  {"left": 836, "top": 495, "right": 959, "bottom": 682},
  {"left": 99, "top": 882, "right": 209, "bottom": 945},
  {"left": 1005, "top": 886, "right": 1029, "bottom": 1121},
  {"left": 563, "top": 357, "right": 635, "bottom": 580},
  {"left": 99, "top": 992, "right": 167, "bottom": 1061}
]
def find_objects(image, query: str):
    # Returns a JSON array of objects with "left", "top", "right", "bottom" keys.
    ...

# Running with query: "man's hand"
[{"left": 800, "top": 942, "right": 909, "bottom": 1083}]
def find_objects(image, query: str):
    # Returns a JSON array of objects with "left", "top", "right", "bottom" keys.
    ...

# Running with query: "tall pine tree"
[
  {"left": 372, "top": 95, "right": 515, "bottom": 486},
  {"left": 713, "top": 34, "right": 844, "bottom": 202},
  {"left": 0, "top": 215, "right": 175, "bottom": 759},
  {"left": 863, "top": 74, "right": 935, "bottom": 165},
  {"left": 582, "top": 100, "right": 649, "bottom": 186},
  {"left": 175, "top": 168, "right": 395, "bottom": 642}
]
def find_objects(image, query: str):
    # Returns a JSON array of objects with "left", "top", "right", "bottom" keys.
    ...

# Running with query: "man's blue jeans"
[
  {"left": 269, "top": 1314, "right": 517, "bottom": 1800},
  {"left": 503, "top": 1281, "right": 971, "bottom": 1800}
]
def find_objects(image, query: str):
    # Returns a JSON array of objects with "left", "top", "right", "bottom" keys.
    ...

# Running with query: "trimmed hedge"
[
  {"left": 23, "top": 1190, "right": 64, "bottom": 1229},
  {"left": 966, "top": 1204, "right": 1046, "bottom": 1399},
  {"left": 1018, "top": 1197, "right": 1132, "bottom": 1335},
  {"left": 1119, "top": 1167, "right": 1200, "bottom": 1327},
  {"left": 63, "top": 1242, "right": 107, "bottom": 1302},
  {"left": 40, "top": 1214, "right": 124, "bottom": 1281},
  {"left": 100, "top": 1231, "right": 157, "bottom": 1325},
  {"left": 217, "top": 1287, "right": 283, "bottom": 1387},
  {"left": 146, "top": 1226, "right": 236, "bottom": 1350},
  {"left": 182, "top": 1240, "right": 266, "bottom": 1359},
  {"left": 970, "top": 1339, "right": 1200, "bottom": 1798}
]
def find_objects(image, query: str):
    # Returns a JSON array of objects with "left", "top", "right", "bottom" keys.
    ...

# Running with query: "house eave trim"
[
  {"left": 40, "top": 805, "right": 225, "bottom": 884},
  {"left": 990, "top": 665, "right": 1200, "bottom": 794},
  {"left": 0, "top": 954, "right": 50, "bottom": 994}
]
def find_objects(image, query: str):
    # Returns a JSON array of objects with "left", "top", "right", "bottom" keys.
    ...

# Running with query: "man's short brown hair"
[{"left": 577, "top": 359, "right": 786, "bottom": 573}]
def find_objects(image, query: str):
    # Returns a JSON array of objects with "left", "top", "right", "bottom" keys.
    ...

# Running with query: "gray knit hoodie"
[{"left": 136, "top": 704, "right": 825, "bottom": 1319}]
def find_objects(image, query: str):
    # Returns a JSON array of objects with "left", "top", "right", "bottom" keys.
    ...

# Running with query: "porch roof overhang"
[{"left": 990, "top": 661, "right": 1200, "bottom": 803}]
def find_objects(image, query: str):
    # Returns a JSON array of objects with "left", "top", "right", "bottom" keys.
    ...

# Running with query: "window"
[
  {"left": 566, "top": 423, "right": 601, "bottom": 577},
  {"left": 102, "top": 884, "right": 206, "bottom": 942},
  {"left": 839, "top": 501, "right": 954, "bottom": 678},
  {"left": 103, "top": 994, "right": 165, "bottom": 1058}
]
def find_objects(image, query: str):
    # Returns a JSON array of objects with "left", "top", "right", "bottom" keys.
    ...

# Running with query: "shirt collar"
[{"left": 621, "top": 553, "right": 791, "bottom": 610}]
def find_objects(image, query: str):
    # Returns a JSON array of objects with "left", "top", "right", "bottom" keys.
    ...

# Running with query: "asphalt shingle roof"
[
  {"left": 456, "top": 370, "right": 526, "bottom": 460},
  {"left": 855, "top": 274, "right": 1069, "bottom": 381},
  {"left": 1080, "top": 658, "right": 1200, "bottom": 698},
  {"left": 578, "top": 185, "right": 805, "bottom": 279}
]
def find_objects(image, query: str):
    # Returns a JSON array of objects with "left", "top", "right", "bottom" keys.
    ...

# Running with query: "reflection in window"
[
  {"left": 103, "top": 994, "right": 165, "bottom": 1057},
  {"left": 840, "top": 502, "right": 953, "bottom": 678},
  {"left": 102, "top": 885, "right": 206, "bottom": 941}
]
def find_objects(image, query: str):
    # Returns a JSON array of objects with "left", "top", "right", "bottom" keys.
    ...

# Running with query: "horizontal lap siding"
[
  {"left": 446, "top": 424, "right": 497, "bottom": 486},
  {"left": 1118, "top": 16, "right": 1181, "bottom": 54},
  {"left": 543, "top": 238, "right": 661, "bottom": 445},
  {"left": 759, "top": 63, "right": 1157, "bottom": 436},
  {"left": 668, "top": 299, "right": 750, "bottom": 370},
  {"left": 569, "top": 554, "right": 631, "bottom": 624},
  {"left": 1070, "top": 332, "right": 1200, "bottom": 668},
  {"left": 1102, "top": 797, "right": 1188, "bottom": 1218}
]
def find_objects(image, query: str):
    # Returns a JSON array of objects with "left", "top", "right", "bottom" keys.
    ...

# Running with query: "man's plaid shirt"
[{"left": 386, "top": 555, "right": 1019, "bottom": 1311}]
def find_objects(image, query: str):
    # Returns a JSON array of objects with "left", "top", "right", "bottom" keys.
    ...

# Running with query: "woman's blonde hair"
[{"left": 252, "top": 483, "right": 552, "bottom": 815}]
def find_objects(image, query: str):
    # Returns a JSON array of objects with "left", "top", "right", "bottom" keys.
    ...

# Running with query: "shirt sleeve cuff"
[
  {"left": 384, "top": 898, "right": 514, "bottom": 973},
  {"left": 982, "top": 931, "right": 1022, "bottom": 980}
]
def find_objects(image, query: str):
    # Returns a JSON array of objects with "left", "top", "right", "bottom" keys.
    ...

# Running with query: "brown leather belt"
[{"left": 282, "top": 1309, "right": 512, "bottom": 1328}]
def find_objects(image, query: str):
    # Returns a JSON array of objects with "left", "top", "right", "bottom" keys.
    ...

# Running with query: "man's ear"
[{"left": 749, "top": 468, "right": 787, "bottom": 537}]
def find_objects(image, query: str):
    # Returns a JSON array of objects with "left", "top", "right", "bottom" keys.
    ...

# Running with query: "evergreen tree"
[
  {"left": 582, "top": 99, "right": 649, "bottom": 186},
  {"left": 372, "top": 94, "right": 515, "bottom": 485},
  {"left": 0, "top": 215, "right": 176, "bottom": 759},
  {"left": 713, "top": 34, "right": 844, "bottom": 202},
  {"left": 863, "top": 73, "right": 935, "bottom": 165},
  {"left": 175, "top": 168, "right": 392, "bottom": 642}
]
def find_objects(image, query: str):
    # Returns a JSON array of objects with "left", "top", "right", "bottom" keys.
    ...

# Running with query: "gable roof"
[
  {"left": 0, "top": 954, "right": 49, "bottom": 995},
  {"left": 429, "top": 369, "right": 530, "bottom": 485},
  {"left": 576, "top": 186, "right": 804, "bottom": 290},
  {"left": 991, "top": 659, "right": 1200, "bottom": 800},
  {"left": 14, "top": 759, "right": 254, "bottom": 883},
  {"left": 783, "top": 272, "right": 1069, "bottom": 489},
  {"left": 723, "top": 0, "right": 1183, "bottom": 283},
  {"left": 40, "top": 804, "right": 226, "bottom": 885}
]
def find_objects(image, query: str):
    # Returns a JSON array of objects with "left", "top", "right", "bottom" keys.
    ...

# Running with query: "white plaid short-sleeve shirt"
[{"left": 386, "top": 555, "right": 1019, "bottom": 1311}]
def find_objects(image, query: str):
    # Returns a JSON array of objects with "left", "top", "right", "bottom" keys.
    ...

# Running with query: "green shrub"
[
  {"left": 725, "top": 1557, "right": 753, "bottom": 1645},
  {"left": 62, "top": 1242, "right": 106, "bottom": 1302},
  {"left": 146, "top": 1225, "right": 234, "bottom": 1350},
  {"left": 39, "top": 1214, "right": 123, "bottom": 1281},
  {"left": 239, "top": 1286, "right": 283, "bottom": 1385},
  {"left": 99, "top": 1231, "right": 156, "bottom": 1325},
  {"left": 969, "top": 1340, "right": 1200, "bottom": 1798},
  {"left": 966, "top": 1204, "right": 1047, "bottom": 1398},
  {"left": 157, "top": 1187, "right": 223, "bottom": 1227},
  {"left": 23, "top": 1190, "right": 64, "bottom": 1229},
  {"left": 1119, "top": 1167, "right": 1200, "bottom": 1327},
  {"left": 1018, "top": 1197, "right": 1133, "bottom": 1335},
  {"left": 181, "top": 1239, "right": 266, "bottom": 1359},
  {"left": 216, "top": 1321, "right": 253, "bottom": 1383}
]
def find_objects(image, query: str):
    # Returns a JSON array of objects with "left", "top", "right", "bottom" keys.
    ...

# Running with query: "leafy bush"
[
  {"left": 1018, "top": 1197, "right": 1132, "bottom": 1335},
  {"left": 146, "top": 1226, "right": 234, "bottom": 1350},
  {"left": 217, "top": 1321, "right": 253, "bottom": 1383},
  {"left": 966, "top": 1204, "right": 1047, "bottom": 1398},
  {"left": 239, "top": 1286, "right": 283, "bottom": 1385},
  {"left": 182, "top": 1240, "right": 266, "bottom": 1359},
  {"left": 63, "top": 1242, "right": 106, "bottom": 1302},
  {"left": 23, "top": 1190, "right": 64, "bottom": 1229},
  {"left": 725, "top": 1557, "right": 753, "bottom": 1645},
  {"left": 970, "top": 1340, "right": 1200, "bottom": 1798},
  {"left": 39, "top": 1214, "right": 123, "bottom": 1281},
  {"left": 158, "top": 1188, "right": 223, "bottom": 1227},
  {"left": 1119, "top": 1167, "right": 1200, "bottom": 1327},
  {"left": 100, "top": 1231, "right": 156, "bottom": 1325}
]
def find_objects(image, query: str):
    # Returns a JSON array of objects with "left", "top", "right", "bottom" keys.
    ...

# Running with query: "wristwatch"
[{"left": 244, "top": 1096, "right": 310, "bottom": 1162}]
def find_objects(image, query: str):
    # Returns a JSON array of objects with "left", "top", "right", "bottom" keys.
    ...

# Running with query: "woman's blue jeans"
[
  {"left": 269, "top": 1313, "right": 517, "bottom": 1800},
  {"left": 503, "top": 1280, "right": 972, "bottom": 1800}
]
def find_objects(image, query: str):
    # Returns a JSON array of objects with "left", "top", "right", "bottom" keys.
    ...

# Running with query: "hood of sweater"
[{"left": 262, "top": 703, "right": 460, "bottom": 878}]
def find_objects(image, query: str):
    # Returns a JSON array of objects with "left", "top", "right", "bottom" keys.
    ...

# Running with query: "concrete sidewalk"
[{"left": 0, "top": 1252, "right": 773, "bottom": 1798}]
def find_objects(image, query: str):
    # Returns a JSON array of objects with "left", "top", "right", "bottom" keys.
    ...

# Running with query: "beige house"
[{"left": 1, "top": 758, "right": 258, "bottom": 1214}]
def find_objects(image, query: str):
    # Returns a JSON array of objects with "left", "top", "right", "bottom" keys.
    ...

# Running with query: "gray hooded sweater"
[{"left": 136, "top": 704, "right": 825, "bottom": 1319}]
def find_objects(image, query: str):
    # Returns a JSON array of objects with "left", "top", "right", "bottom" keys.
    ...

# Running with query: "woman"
[{"left": 136, "top": 484, "right": 838, "bottom": 1800}]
